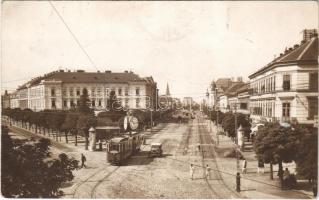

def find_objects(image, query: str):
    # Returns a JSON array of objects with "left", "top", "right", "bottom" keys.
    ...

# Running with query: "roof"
[
  {"left": 249, "top": 36, "right": 318, "bottom": 79},
  {"left": 224, "top": 82, "right": 246, "bottom": 97},
  {"left": 18, "top": 70, "right": 150, "bottom": 89},
  {"left": 215, "top": 78, "right": 232, "bottom": 90},
  {"left": 151, "top": 142, "right": 162, "bottom": 146},
  {"left": 110, "top": 137, "right": 127, "bottom": 143},
  {"left": 236, "top": 83, "right": 249, "bottom": 94}
]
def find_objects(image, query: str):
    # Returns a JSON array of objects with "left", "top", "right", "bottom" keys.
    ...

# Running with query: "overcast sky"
[{"left": 1, "top": 1, "right": 318, "bottom": 100}]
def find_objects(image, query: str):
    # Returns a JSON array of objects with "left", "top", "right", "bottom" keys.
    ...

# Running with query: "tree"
[
  {"left": 294, "top": 126, "right": 317, "bottom": 182},
  {"left": 1, "top": 131, "right": 79, "bottom": 198},
  {"left": 61, "top": 113, "right": 79, "bottom": 144},
  {"left": 221, "top": 112, "right": 251, "bottom": 139},
  {"left": 77, "top": 88, "right": 93, "bottom": 115},
  {"left": 253, "top": 123, "right": 300, "bottom": 183}
]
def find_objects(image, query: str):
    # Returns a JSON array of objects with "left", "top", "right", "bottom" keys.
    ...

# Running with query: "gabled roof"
[{"left": 249, "top": 36, "right": 318, "bottom": 79}]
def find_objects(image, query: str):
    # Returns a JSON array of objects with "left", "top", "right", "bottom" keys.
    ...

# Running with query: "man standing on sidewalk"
[
  {"left": 242, "top": 159, "right": 247, "bottom": 174},
  {"left": 190, "top": 164, "right": 195, "bottom": 180},
  {"left": 205, "top": 164, "right": 211, "bottom": 180}
]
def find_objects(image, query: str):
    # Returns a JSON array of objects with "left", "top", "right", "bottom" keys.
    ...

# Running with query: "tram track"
[
  {"left": 90, "top": 166, "right": 120, "bottom": 198},
  {"left": 196, "top": 115, "right": 242, "bottom": 198}
]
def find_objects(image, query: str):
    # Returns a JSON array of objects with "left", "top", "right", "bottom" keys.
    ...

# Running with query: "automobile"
[
  {"left": 250, "top": 123, "right": 264, "bottom": 138},
  {"left": 149, "top": 142, "right": 163, "bottom": 157}
]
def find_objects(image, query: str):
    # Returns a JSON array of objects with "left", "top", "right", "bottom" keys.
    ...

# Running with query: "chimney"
[
  {"left": 293, "top": 44, "right": 300, "bottom": 49},
  {"left": 303, "top": 29, "right": 318, "bottom": 41},
  {"left": 105, "top": 70, "right": 111, "bottom": 73},
  {"left": 280, "top": 53, "right": 284, "bottom": 57},
  {"left": 285, "top": 47, "right": 288, "bottom": 54},
  {"left": 124, "top": 70, "right": 128, "bottom": 73},
  {"left": 288, "top": 47, "right": 293, "bottom": 51}
]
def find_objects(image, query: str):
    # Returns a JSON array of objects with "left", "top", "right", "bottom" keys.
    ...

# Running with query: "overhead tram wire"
[{"left": 48, "top": 1, "right": 99, "bottom": 72}]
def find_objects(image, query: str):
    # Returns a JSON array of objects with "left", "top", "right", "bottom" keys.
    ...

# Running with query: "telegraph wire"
[{"left": 48, "top": 1, "right": 99, "bottom": 72}]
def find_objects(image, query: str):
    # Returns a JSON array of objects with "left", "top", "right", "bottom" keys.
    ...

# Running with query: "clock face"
[{"left": 129, "top": 116, "right": 139, "bottom": 130}]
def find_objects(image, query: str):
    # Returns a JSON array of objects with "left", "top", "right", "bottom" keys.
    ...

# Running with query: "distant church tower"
[{"left": 166, "top": 83, "right": 171, "bottom": 96}]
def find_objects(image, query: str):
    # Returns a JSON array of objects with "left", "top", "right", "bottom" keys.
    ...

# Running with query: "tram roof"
[{"left": 110, "top": 137, "right": 127, "bottom": 143}]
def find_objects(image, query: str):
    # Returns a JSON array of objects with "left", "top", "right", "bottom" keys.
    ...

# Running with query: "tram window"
[{"left": 111, "top": 144, "right": 119, "bottom": 151}]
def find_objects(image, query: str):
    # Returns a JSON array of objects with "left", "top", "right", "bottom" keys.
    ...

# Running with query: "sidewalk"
[{"left": 206, "top": 120, "right": 314, "bottom": 199}]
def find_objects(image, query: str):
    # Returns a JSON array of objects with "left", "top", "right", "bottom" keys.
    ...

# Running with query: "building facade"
[
  {"left": 248, "top": 30, "right": 318, "bottom": 125},
  {"left": 13, "top": 70, "right": 157, "bottom": 111}
]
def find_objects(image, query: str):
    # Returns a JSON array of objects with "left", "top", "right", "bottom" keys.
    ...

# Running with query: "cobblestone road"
[{"left": 62, "top": 114, "right": 241, "bottom": 199}]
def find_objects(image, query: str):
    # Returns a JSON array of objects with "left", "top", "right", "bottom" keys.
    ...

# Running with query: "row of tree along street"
[
  {"left": 1, "top": 88, "right": 176, "bottom": 198},
  {"left": 2, "top": 88, "right": 176, "bottom": 149},
  {"left": 203, "top": 108, "right": 317, "bottom": 189}
]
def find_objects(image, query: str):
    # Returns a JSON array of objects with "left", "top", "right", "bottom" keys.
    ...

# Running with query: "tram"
[
  {"left": 106, "top": 112, "right": 144, "bottom": 165},
  {"left": 106, "top": 132, "right": 144, "bottom": 165}
]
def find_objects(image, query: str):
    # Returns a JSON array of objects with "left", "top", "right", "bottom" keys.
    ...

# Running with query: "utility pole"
[
  {"left": 216, "top": 106, "right": 219, "bottom": 146},
  {"left": 215, "top": 87, "right": 220, "bottom": 146},
  {"left": 235, "top": 104, "right": 239, "bottom": 172}
]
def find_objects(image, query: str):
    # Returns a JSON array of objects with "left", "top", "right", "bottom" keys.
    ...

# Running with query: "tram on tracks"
[
  {"left": 106, "top": 112, "right": 145, "bottom": 165},
  {"left": 106, "top": 132, "right": 144, "bottom": 165}
]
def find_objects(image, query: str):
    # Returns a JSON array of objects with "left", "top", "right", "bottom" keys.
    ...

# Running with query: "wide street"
[{"left": 54, "top": 113, "right": 239, "bottom": 199}]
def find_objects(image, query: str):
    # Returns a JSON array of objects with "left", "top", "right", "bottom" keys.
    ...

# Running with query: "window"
[
  {"left": 51, "top": 99, "right": 56, "bottom": 108},
  {"left": 308, "top": 97, "right": 318, "bottom": 119},
  {"left": 92, "top": 100, "right": 95, "bottom": 107},
  {"left": 105, "top": 88, "right": 109, "bottom": 97},
  {"left": 240, "top": 103, "right": 247, "bottom": 110},
  {"left": 62, "top": 89, "right": 67, "bottom": 96},
  {"left": 118, "top": 88, "right": 122, "bottom": 96},
  {"left": 282, "top": 102, "right": 290, "bottom": 118},
  {"left": 136, "top": 87, "right": 140, "bottom": 96},
  {"left": 51, "top": 88, "right": 55, "bottom": 96},
  {"left": 70, "top": 88, "right": 74, "bottom": 96},
  {"left": 70, "top": 100, "right": 74, "bottom": 107},
  {"left": 273, "top": 76, "right": 276, "bottom": 91},
  {"left": 97, "top": 88, "right": 101, "bottom": 96},
  {"left": 98, "top": 99, "right": 102, "bottom": 107},
  {"left": 309, "top": 73, "right": 318, "bottom": 91},
  {"left": 91, "top": 88, "right": 95, "bottom": 96},
  {"left": 283, "top": 74, "right": 290, "bottom": 91},
  {"left": 136, "top": 98, "right": 140, "bottom": 108},
  {"left": 125, "top": 99, "right": 129, "bottom": 108},
  {"left": 63, "top": 100, "right": 67, "bottom": 107},
  {"left": 125, "top": 87, "right": 129, "bottom": 96},
  {"left": 76, "top": 88, "right": 81, "bottom": 96},
  {"left": 77, "top": 100, "right": 80, "bottom": 106}
]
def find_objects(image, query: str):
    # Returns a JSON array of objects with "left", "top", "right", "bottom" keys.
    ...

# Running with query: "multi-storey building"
[
  {"left": 210, "top": 77, "right": 243, "bottom": 108},
  {"left": 248, "top": 29, "right": 318, "bottom": 125},
  {"left": 219, "top": 82, "right": 245, "bottom": 113},
  {"left": 14, "top": 70, "right": 157, "bottom": 111},
  {"left": 1, "top": 90, "right": 11, "bottom": 109}
]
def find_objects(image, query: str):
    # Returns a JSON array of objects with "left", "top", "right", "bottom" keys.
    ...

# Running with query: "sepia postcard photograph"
[{"left": 1, "top": 0, "right": 318, "bottom": 199}]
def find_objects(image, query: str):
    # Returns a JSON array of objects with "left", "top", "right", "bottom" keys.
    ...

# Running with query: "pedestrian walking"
[
  {"left": 190, "top": 164, "right": 195, "bottom": 180},
  {"left": 257, "top": 159, "right": 265, "bottom": 174},
  {"left": 205, "top": 164, "right": 211, "bottom": 179},
  {"left": 242, "top": 159, "right": 247, "bottom": 174},
  {"left": 81, "top": 153, "right": 87, "bottom": 168}
]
